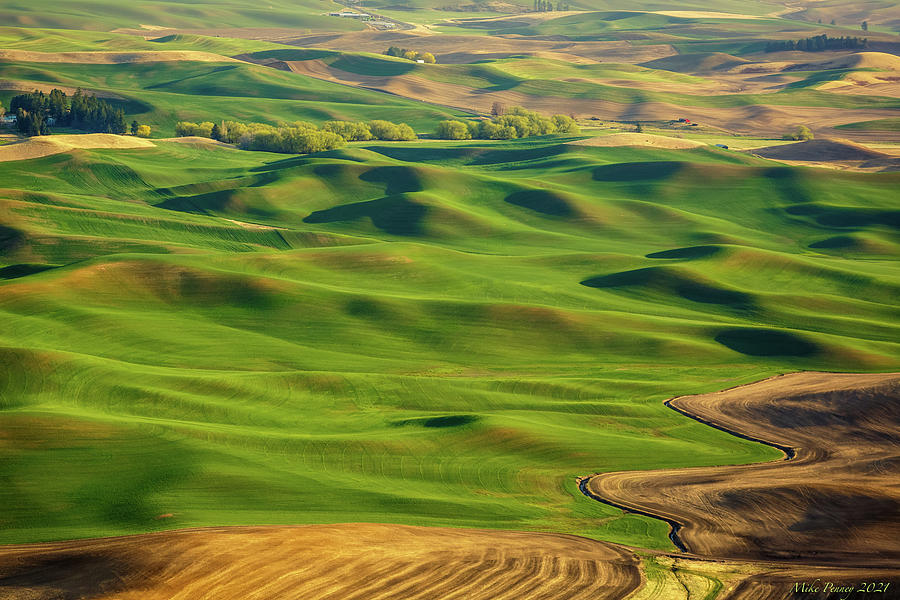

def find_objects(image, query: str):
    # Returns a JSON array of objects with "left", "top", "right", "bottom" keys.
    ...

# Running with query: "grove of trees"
[
  {"left": 10, "top": 89, "right": 127, "bottom": 136},
  {"left": 175, "top": 118, "right": 417, "bottom": 154},
  {"left": 435, "top": 106, "right": 579, "bottom": 140},
  {"left": 765, "top": 34, "right": 867, "bottom": 52},
  {"left": 533, "top": 0, "right": 569, "bottom": 11},
  {"left": 383, "top": 47, "right": 436, "bottom": 63}
]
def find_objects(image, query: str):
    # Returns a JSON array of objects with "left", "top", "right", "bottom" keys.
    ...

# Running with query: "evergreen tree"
[
  {"left": 862, "top": 21, "right": 868, "bottom": 31},
  {"left": 48, "top": 89, "right": 68, "bottom": 122},
  {"left": 131, "top": 120, "right": 139, "bottom": 135},
  {"left": 211, "top": 123, "right": 221, "bottom": 141}
]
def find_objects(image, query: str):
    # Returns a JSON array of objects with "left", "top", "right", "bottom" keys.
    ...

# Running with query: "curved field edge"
[
  {"left": 0, "top": 524, "right": 642, "bottom": 600},
  {"left": 582, "top": 372, "right": 900, "bottom": 565}
]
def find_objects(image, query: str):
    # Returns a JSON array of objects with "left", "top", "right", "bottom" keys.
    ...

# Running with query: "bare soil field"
[
  {"left": 0, "top": 134, "right": 155, "bottom": 162},
  {"left": 651, "top": 11, "right": 761, "bottom": 19},
  {"left": 750, "top": 138, "right": 900, "bottom": 171},
  {"left": 0, "top": 82, "right": 124, "bottom": 99},
  {"left": 0, "top": 524, "right": 641, "bottom": 600},
  {"left": 583, "top": 372, "right": 900, "bottom": 566},
  {"left": 568, "top": 132, "right": 706, "bottom": 149}
]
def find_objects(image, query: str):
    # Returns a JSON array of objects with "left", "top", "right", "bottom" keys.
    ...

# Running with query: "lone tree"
[
  {"left": 862, "top": 21, "right": 868, "bottom": 31},
  {"left": 635, "top": 122, "right": 644, "bottom": 133},
  {"left": 784, "top": 125, "right": 814, "bottom": 141},
  {"left": 136, "top": 124, "right": 151, "bottom": 138},
  {"left": 490, "top": 101, "right": 505, "bottom": 117}
]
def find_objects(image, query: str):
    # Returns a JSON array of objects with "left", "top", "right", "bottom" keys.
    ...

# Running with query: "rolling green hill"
[
  {"left": 0, "top": 0, "right": 367, "bottom": 31},
  {"left": 244, "top": 47, "right": 900, "bottom": 113},
  {"left": 1, "top": 137, "right": 898, "bottom": 546},
  {"left": 0, "top": 27, "right": 284, "bottom": 54},
  {"left": 836, "top": 118, "right": 900, "bottom": 131},
  {"left": 0, "top": 55, "right": 471, "bottom": 134}
]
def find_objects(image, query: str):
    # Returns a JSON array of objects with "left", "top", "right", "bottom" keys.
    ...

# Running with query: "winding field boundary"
[
  {"left": 577, "top": 371, "right": 900, "bottom": 564},
  {"left": 577, "top": 374, "right": 799, "bottom": 555}
]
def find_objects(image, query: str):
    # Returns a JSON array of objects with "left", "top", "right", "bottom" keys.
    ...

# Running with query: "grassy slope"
[
  {"left": 1, "top": 138, "right": 898, "bottom": 547},
  {"left": 836, "top": 118, "right": 900, "bottom": 131},
  {"left": 3, "top": 0, "right": 782, "bottom": 29},
  {"left": 0, "top": 55, "right": 472, "bottom": 134},
  {"left": 0, "top": 0, "right": 367, "bottom": 31},
  {"left": 434, "top": 10, "right": 821, "bottom": 44},
  {"left": 370, "top": 0, "right": 777, "bottom": 16},
  {"left": 0, "top": 27, "right": 285, "bottom": 54},
  {"left": 247, "top": 48, "right": 900, "bottom": 111}
]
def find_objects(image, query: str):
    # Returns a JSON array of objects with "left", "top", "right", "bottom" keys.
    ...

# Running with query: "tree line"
[
  {"left": 9, "top": 89, "right": 128, "bottom": 136},
  {"left": 765, "top": 34, "right": 867, "bottom": 53},
  {"left": 383, "top": 47, "right": 436, "bottom": 63},
  {"left": 175, "top": 119, "right": 417, "bottom": 154},
  {"left": 435, "top": 106, "right": 579, "bottom": 140},
  {"left": 533, "top": 0, "right": 569, "bottom": 11}
]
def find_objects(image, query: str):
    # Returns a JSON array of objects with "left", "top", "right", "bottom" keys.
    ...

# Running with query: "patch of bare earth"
[
  {"left": 568, "top": 133, "right": 705, "bottom": 149},
  {"left": 0, "top": 134, "right": 155, "bottom": 162},
  {"left": 0, "top": 81, "right": 124, "bottom": 99},
  {"left": 583, "top": 372, "right": 900, "bottom": 567},
  {"left": 0, "top": 524, "right": 641, "bottom": 600},
  {"left": 750, "top": 138, "right": 900, "bottom": 171}
]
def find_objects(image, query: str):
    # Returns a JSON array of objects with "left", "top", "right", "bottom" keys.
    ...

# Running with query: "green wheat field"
[{"left": 1, "top": 0, "right": 899, "bottom": 557}]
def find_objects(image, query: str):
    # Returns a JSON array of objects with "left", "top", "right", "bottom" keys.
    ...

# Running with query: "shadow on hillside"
[
  {"left": 646, "top": 245, "right": 723, "bottom": 260},
  {"left": 785, "top": 204, "right": 900, "bottom": 229},
  {"left": 303, "top": 195, "right": 428, "bottom": 236},
  {"left": 592, "top": 161, "right": 685, "bottom": 182},
  {"left": 362, "top": 143, "right": 569, "bottom": 166},
  {"left": 581, "top": 267, "right": 755, "bottom": 309},
  {"left": 504, "top": 189, "right": 575, "bottom": 216},
  {"left": 359, "top": 166, "right": 424, "bottom": 194},
  {"left": 0, "top": 225, "right": 25, "bottom": 253},
  {"left": 715, "top": 328, "right": 819, "bottom": 357},
  {"left": 393, "top": 414, "right": 480, "bottom": 428},
  {"left": 0, "top": 263, "right": 56, "bottom": 280}
]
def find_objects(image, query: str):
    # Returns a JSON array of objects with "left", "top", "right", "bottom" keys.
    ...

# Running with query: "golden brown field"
[{"left": 0, "top": 524, "right": 641, "bottom": 600}]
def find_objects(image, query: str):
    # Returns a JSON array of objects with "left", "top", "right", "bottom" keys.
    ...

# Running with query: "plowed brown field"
[
  {"left": 0, "top": 524, "right": 641, "bottom": 600},
  {"left": 584, "top": 372, "right": 900, "bottom": 566}
]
